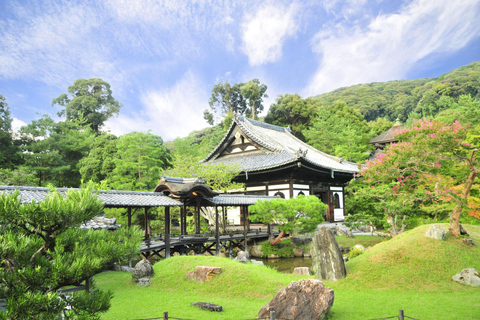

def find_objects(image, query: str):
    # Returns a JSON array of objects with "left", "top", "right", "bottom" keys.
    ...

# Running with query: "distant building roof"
[
  {"left": 0, "top": 186, "right": 182, "bottom": 207},
  {"left": 370, "top": 119, "right": 404, "bottom": 146},
  {"left": 202, "top": 115, "right": 359, "bottom": 174},
  {"left": 154, "top": 176, "right": 219, "bottom": 199}
]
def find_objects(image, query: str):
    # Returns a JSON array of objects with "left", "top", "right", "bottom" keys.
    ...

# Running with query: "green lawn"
[{"left": 95, "top": 224, "right": 480, "bottom": 320}]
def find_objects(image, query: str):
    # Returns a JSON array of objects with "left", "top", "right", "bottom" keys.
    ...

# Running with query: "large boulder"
[
  {"left": 310, "top": 227, "right": 346, "bottom": 281},
  {"left": 193, "top": 266, "right": 222, "bottom": 283},
  {"left": 293, "top": 247, "right": 304, "bottom": 257},
  {"left": 425, "top": 224, "right": 446, "bottom": 240},
  {"left": 249, "top": 245, "right": 263, "bottom": 258},
  {"left": 132, "top": 259, "right": 154, "bottom": 283},
  {"left": 257, "top": 279, "right": 334, "bottom": 320},
  {"left": 452, "top": 268, "right": 480, "bottom": 287}
]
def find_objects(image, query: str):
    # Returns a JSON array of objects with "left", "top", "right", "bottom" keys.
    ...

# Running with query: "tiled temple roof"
[{"left": 203, "top": 116, "right": 359, "bottom": 174}]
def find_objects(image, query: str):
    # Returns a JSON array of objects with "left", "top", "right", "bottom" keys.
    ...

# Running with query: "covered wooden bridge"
[{"left": 0, "top": 182, "right": 279, "bottom": 259}]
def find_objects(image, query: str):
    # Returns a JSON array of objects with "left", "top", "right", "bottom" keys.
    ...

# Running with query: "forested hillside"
[{"left": 314, "top": 61, "right": 480, "bottom": 122}]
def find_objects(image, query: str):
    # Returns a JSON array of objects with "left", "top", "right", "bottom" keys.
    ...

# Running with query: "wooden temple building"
[
  {"left": 368, "top": 118, "right": 404, "bottom": 160},
  {"left": 202, "top": 116, "right": 359, "bottom": 222},
  {"left": 369, "top": 118, "right": 404, "bottom": 150}
]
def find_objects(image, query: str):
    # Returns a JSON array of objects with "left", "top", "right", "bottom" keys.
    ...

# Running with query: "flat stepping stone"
[{"left": 191, "top": 302, "right": 223, "bottom": 312}]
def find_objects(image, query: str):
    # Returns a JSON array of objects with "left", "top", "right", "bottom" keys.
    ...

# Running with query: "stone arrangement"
[
  {"left": 452, "top": 268, "right": 480, "bottom": 287},
  {"left": 424, "top": 224, "right": 446, "bottom": 240},
  {"left": 257, "top": 279, "right": 334, "bottom": 320},
  {"left": 132, "top": 259, "right": 154, "bottom": 285},
  {"left": 191, "top": 302, "right": 223, "bottom": 312},
  {"left": 233, "top": 251, "right": 250, "bottom": 263},
  {"left": 293, "top": 267, "right": 312, "bottom": 276},
  {"left": 189, "top": 266, "right": 222, "bottom": 283},
  {"left": 310, "top": 226, "right": 346, "bottom": 281},
  {"left": 80, "top": 215, "right": 121, "bottom": 230}
]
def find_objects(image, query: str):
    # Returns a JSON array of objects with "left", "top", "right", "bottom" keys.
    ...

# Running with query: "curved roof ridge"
[
  {"left": 236, "top": 116, "right": 282, "bottom": 152},
  {"left": 201, "top": 117, "right": 238, "bottom": 162}
]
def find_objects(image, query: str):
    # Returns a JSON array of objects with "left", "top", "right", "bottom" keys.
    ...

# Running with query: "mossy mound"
[{"left": 334, "top": 224, "right": 480, "bottom": 291}]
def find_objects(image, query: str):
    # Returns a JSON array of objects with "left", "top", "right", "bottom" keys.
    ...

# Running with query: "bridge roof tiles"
[{"left": 0, "top": 185, "right": 182, "bottom": 207}]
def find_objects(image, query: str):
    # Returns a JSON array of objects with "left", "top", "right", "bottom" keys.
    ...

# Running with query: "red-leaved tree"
[{"left": 359, "top": 119, "right": 479, "bottom": 237}]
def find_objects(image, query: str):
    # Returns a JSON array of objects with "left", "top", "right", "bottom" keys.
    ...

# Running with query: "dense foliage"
[
  {"left": 0, "top": 185, "right": 142, "bottom": 319},
  {"left": 249, "top": 195, "right": 327, "bottom": 244}
]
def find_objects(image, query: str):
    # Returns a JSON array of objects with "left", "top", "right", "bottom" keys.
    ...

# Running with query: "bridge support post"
[
  {"left": 215, "top": 206, "right": 220, "bottom": 256},
  {"left": 165, "top": 206, "right": 171, "bottom": 258},
  {"left": 242, "top": 206, "right": 247, "bottom": 252}
]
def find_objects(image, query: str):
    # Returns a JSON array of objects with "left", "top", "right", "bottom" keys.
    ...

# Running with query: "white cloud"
[
  {"left": 304, "top": 0, "right": 480, "bottom": 96},
  {"left": 241, "top": 3, "right": 300, "bottom": 65},
  {"left": 104, "top": 71, "right": 209, "bottom": 141},
  {"left": 11, "top": 117, "right": 27, "bottom": 132},
  {"left": 0, "top": 1, "right": 116, "bottom": 87}
]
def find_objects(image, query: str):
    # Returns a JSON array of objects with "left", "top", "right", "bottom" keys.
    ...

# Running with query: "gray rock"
[
  {"left": 452, "top": 268, "right": 480, "bottom": 287},
  {"left": 258, "top": 279, "right": 334, "bottom": 320},
  {"left": 293, "top": 247, "right": 304, "bottom": 257},
  {"left": 234, "top": 251, "right": 250, "bottom": 263},
  {"left": 310, "top": 226, "right": 346, "bottom": 281},
  {"left": 121, "top": 266, "right": 134, "bottom": 272},
  {"left": 335, "top": 225, "right": 347, "bottom": 236},
  {"left": 191, "top": 302, "right": 223, "bottom": 312},
  {"left": 251, "top": 259, "right": 265, "bottom": 266},
  {"left": 303, "top": 252, "right": 311, "bottom": 258},
  {"left": 137, "top": 277, "right": 151, "bottom": 287},
  {"left": 293, "top": 267, "right": 312, "bottom": 276},
  {"left": 353, "top": 244, "right": 365, "bottom": 251},
  {"left": 291, "top": 236, "right": 312, "bottom": 246},
  {"left": 460, "top": 224, "right": 469, "bottom": 236},
  {"left": 461, "top": 238, "right": 475, "bottom": 246},
  {"left": 193, "top": 266, "right": 222, "bottom": 282},
  {"left": 132, "top": 259, "right": 154, "bottom": 283},
  {"left": 425, "top": 224, "right": 446, "bottom": 240},
  {"left": 249, "top": 245, "right": 263, "bottom": 258}
]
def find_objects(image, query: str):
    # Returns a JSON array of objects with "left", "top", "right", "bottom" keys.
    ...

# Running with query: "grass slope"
[{"left": 96, "top": 224, "right": 480, "bottom": 320}]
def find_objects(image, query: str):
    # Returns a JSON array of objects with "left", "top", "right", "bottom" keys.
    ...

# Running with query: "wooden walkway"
[{"left": 140, "top": 228, "right": 277, "bottom": 258}]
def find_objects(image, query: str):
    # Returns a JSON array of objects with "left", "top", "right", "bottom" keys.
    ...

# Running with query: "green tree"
[
  {"left": 0, "top": 167, "right": 38, "bottom": 186},
  {"left": 241, "top": 79, "right": 268, "bottom": 119},
  {"left": 249, "top": 195, "right": 326, "bottom": 244},
  {"left": 19, "top": 115, "right": 66, "bottom": 186},
  {"left": 265, "top": 94, "right": 319, "bottom": 140},
  {"left": 19, "top": 116, "right": 95, "bottom": 187},
  {"left": 0, "top": 95, "right": 21, "bottom": 168},
  {"left": 52, "top": 78, "right": 122, "bottom": 133},
  {"left": 109, "top": 132, "right": 172, "bottom": 190},
  {"left": 79, "top": 133, "right": 118, "bottom": 183},
  {"left": 0, "top": 185, "right": 142, "bottom": 319},
  {"left": 303, "top": 101, "right": 373, "bottom": 162},
  {"left": 204, "top": 81, "right": 246, "bottom": 125}
]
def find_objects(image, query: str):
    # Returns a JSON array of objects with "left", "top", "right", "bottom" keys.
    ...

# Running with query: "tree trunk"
[
  {"left": 270, "top": 230, "right": 286, "bottom": 245},
  {"left": 450, "top": 164, "right": 477, "bottom": 236}
]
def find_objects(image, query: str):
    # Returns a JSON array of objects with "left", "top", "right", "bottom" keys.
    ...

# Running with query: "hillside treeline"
[{"left": 1, "top": 62, "right": 480, "bottom": 190}]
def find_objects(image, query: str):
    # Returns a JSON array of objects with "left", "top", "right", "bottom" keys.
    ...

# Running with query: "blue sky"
[{"left": 1, "top": 0, "right": 479, "bottom": 141}]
